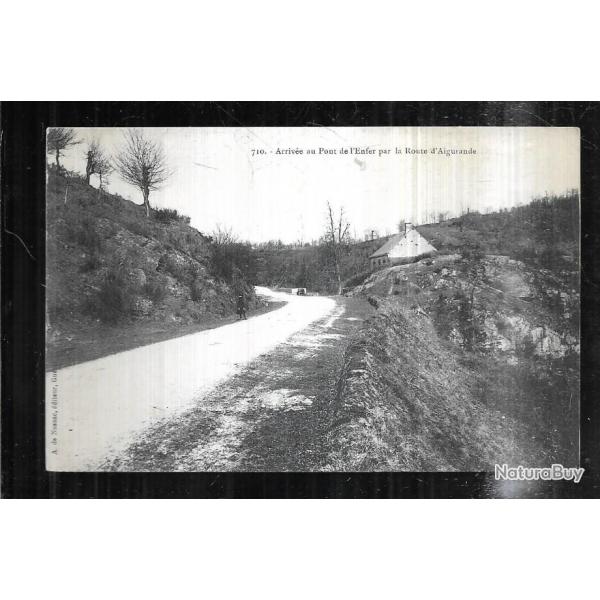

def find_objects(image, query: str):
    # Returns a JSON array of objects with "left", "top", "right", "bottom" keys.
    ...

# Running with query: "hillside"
[
  {"left": 253, "top": 191, "right": 580, "bottom": 294},
  {"left": 325, "top": 197, "right": 580, "bottom": 470},
  {"left": 46, "top": 169, "right": 266, "bottom": 369},
  {"left": 417, "top": 192, "right": 579, "bottom": 268}
]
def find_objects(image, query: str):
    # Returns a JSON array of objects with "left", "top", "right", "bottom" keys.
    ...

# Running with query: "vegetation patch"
[
  {"left": 154, "top": 207, "right": 190, "bottom": 224},
  {"left": 46, "top": 169, "right": 261, "bottom": 367},
  {"left": 326, "top": 251, "right": 579, "bottom": 471}
]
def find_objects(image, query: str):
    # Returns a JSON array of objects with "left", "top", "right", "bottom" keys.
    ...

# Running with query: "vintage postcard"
[{"left": 45, "top": 126, "right": 580, "bottom": 473}]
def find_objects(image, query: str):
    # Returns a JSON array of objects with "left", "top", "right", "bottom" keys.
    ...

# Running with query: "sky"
[{"left": 56, "top": 126, "right": 580, "bottom": 243}]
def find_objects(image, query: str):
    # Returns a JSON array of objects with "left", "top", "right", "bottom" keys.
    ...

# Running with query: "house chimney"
[{"left": 405, "top": 222, "right": 413, "bottom": 233}]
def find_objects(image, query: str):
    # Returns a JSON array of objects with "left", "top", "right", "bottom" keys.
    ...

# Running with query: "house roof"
[{"left": 369, "top": 233, "right": 405, "bottom": 258}]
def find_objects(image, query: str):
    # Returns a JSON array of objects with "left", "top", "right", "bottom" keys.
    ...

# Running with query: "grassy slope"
[
  {"left": 417, "top": 195, "right": 579, "bottom": 263},
  {"left": 46, "top": 169, "right": 263, "bottom": 369},
  {"left": 326, "top": 299, "right": 578, "bottom": 471},
  {"left": 327, "top": 305, "right": 537, "bottom": 471}
]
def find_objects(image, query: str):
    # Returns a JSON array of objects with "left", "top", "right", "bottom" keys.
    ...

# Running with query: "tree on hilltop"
[
  {"left": 84, "top": 140, "right": 101, "bottom": 184},
  {"left": 95, "top": 155, "right": 113, "bottom": 196},
  {"left": 47, "top": 127, "right": 80, "bottom": 170},
  {"left": 114, "top": 129, "right": 171, "bottom": 217}
]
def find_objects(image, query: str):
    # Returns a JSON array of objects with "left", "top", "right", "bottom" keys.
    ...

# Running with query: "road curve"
[{"left": 46, "top": 287, "right": 336, "bottom": 471}]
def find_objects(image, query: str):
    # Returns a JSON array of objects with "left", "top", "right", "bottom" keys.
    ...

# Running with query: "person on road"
[{"left": 236, "top": 294, "right": 247, "bottom": 320}]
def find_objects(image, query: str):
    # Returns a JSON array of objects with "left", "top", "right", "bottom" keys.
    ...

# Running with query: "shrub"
[
  {"left": 159, "top": 254, "right": 189, "bottom": 284},
  {"left": 191, "top": 279, "right": 203, "bottom": 302},
  {"left": 457, "top": 291, "right": 486, "bottom": 351},
  {"left": 189, "top": 239, "right": 210, "bottom": 262},
  {"left": 211, "top": 242, "right": 257, "bottom": 283},
  {"left": 166, "top": 229, "right": 198, "bottom": 255},
  {"left": 431, "top": 292, "right": 454, "bottom": 339},
  {"left": 127, "top": 219, "right": 153, "bottom": 238},
  {"left": 93, "top": 269, "right": 136, "bottom": 322},
  {"left": 157, "top": 253, "right": 204, "bottom": 287},
  {"left": 154, "top": 207, "right": 190, "bottom": 224},
  {"left": 143, "top": 275, "right": 169, "bottom": 303}
]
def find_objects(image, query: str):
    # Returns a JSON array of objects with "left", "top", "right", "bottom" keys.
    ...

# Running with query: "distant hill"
[
  {"left": 417, "top": 192, "right": 579, "bottom": 269},
  {"left": 46, "top": 168, "right": 262, "bottom": 368}
]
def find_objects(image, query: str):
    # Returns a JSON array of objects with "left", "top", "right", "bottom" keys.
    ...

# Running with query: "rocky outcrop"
[
  {"left": 347, "top": 252, "right": 579, "bottom": 362},
  {"left": 327, "top": 255, "right": 580, "bottom": 470},
  {"left": 46, "top": 170, "right": 263, "bottom": 334}
]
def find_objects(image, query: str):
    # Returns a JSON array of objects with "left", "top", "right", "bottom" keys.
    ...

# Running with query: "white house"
[{"left": 369, "top": 223, "right": 436, "bottom": 270}]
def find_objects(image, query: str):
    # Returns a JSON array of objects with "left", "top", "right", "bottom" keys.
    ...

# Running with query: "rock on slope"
[
  {"left": 326, "top": 254, "right": 579, "bottom": 471},
  {"left": 46, "top": 169, "right": 260, "bottom": 360}
]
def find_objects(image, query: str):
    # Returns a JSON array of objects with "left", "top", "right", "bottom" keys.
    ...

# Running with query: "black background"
[{"left": 2, "top": 101, "right": 599, "bottom": 498}]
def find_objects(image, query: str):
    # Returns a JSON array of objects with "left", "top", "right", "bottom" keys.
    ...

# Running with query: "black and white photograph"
[
  {"left": 45, "top": 125, "right": 581, "bottom": 474},
  {"left": 4, "top": 1, "right": 600, "bottom": 597}
]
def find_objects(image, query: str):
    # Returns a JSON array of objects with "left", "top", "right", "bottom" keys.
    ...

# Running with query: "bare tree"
[
  {"left": 211, "top": 224, "right": 238, "bottom": 245},
  {"left": 83, "top": 139, "right": 113, "bottom": 195},
  {"left": 84, "top": 140, "right": 101, "bottom": 184},
  {"left": 114, "top": 129, "right": 171, "bottom": 217},
  {"left": 95, "top": 155, "right": 113, "bottom": 197},
  {"left": 325, "top": 201, "right": 350, "bottom": 295},
  {"left": 47, "top": 127, "right": 80, "bottom": 170}
]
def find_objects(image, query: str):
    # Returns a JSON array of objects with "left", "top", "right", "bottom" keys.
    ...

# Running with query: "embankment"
[{"left": 325, "top": 254, "right": 579, "bottom": 471}]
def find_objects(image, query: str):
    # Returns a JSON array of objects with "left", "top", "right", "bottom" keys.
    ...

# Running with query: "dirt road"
[
  {"left": 107, "top": 295, "right": 372, "bottom": 472},
  {"left": 46, "top": 287, "right": 339, "bottom": 471}
]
